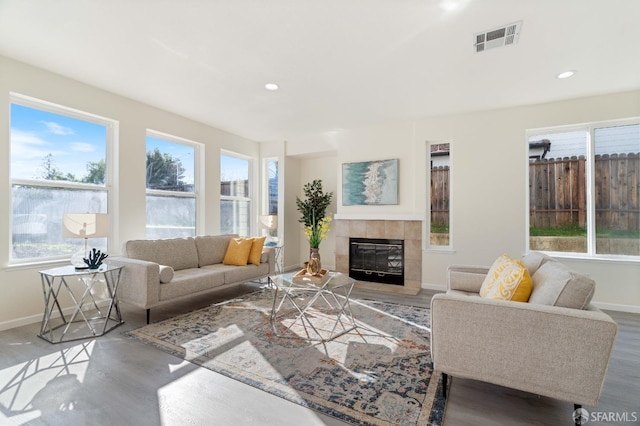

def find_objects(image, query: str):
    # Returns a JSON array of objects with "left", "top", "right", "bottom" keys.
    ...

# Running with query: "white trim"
[
  {"left": 426, "top": 139, "right": 453, "bottom": 251},
  {"left": 0, "top": 299, "right": 112, "bottom": 332},
  {"left": 220, "top": 150, "right": 253, "bottom": 235},
  {"left": 145, "top": 130, "right": 201, "bottom": 236},
  {"left": 8, "top": 94, "right": 115, "bottom": 266},
  {"left": 424, "top": 247, "right": 457, "bottom": 254},
  {"left": 525, "top": 117, "right": 640, "bottom": 260},
  {"left": 592, "top": 301, "right": 640, "bottom": 314},
  {"left": 421, "top": 282, "right": 446, "bottom": 292}
]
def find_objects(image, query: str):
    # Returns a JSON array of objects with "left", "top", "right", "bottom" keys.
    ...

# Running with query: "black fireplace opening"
[{"left": 349, "top": 237, "right": 404, "bottom": 285}]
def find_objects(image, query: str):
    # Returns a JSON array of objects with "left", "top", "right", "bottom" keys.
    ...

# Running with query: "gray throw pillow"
[{"left": 528, "top": 261, "right": 595, "bottom": 309}]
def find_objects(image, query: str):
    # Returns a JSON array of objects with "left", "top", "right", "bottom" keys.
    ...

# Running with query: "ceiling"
[{"left": 1, "top": 0, "right": 639, "bottom": 142}]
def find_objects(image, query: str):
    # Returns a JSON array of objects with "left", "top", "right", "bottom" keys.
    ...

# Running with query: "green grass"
[
  {"left": 529, "top": 225, "right": 586, "bottom": 237},
  {"left": 430, "top": 223, "right": 449, "bottom": 234},
  {"left": 530, "top": 226, "right": 639, "bottom": 239}
]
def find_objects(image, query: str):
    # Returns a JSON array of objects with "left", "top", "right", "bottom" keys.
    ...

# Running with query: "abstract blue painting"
[{"left": 342, "top": 159, "right": 398, "bottom": 205}]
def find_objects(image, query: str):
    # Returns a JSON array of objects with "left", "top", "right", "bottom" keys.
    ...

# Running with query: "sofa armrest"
[
  {"left": 430, "top": 292, "right": 617, "bottom": 406},
  {"left": 446, "top": 265, "right": 489, "bottom": 292},
  {"left": 110, "top": 257, "right": 160, "bottom": 309}
]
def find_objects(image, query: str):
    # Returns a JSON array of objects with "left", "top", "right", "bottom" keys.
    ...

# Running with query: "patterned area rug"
[{"left": 126, "top": 289, "right": 445, "bottom": 425}]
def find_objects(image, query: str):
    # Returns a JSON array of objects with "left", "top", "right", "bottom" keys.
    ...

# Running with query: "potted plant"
[{"left": 296, "top": 179, "right": 333, "bottom": 273}]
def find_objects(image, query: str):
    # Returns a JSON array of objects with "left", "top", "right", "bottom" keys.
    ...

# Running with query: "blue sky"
[
  {"left": 220, "top": 154, "right": 249, "bottom": 181},
  {"left": 10, "top": 103, "right": 106, "bottom": 180},
  {"left": 12, "top": 103, "right": 252, "bottom": 185},
  {"left": 11, "top": 104, "right": 199, "bottom": 185},
  {"left": 146, "top": 135, "right": 195, "bottom": 185}
]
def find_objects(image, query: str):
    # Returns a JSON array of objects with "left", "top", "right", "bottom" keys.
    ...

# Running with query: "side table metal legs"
[{"left": 38, "top": 266, "right": 124, "bottom": 343}]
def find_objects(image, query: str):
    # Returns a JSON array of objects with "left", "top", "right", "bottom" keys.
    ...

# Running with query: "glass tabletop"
[
  {"left": 269, "top": 270, "right": 354, "bottom": 291},
  {"left": 39, "top": 262, "right": 123, "bottom": 277}
]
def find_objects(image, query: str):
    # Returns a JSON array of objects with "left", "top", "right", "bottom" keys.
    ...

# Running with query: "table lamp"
[
  {"left": 62, "top": 213, "right": 109, "bottom": 267},
  {"left": 258, "top": 214, "right": 278, "bottom": 246}
]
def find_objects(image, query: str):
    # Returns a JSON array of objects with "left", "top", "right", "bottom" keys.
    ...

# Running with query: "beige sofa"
[
  {"left": 430, "top": 252, "right": 617, "bottom": 412},
  {"left": 113, "top": 235, "right": 275, "bottom": 323}
]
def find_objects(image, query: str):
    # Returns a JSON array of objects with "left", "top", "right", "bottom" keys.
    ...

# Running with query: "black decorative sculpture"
[{"left": 83, "top": 248, "right": 108, "bottom": 269}]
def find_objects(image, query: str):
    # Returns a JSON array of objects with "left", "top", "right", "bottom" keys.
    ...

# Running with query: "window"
[
  {"left": 146, "top": 132, "right": 198, "bottom": 239},
  {"left": 428, "top": 142, "right": 451, "bottom": 248},
  {"left": 265, "top": 159, "right": 279, "bottom": 216},
  {"left": 260, "top": 158, "right": 279, "bottom": 243},
  {"left": 528, "top": 120, "right": 640, "bottom": 258},
  {"left": 221, "top": 152, "right": 251, "bottom": 235},
  {"left": 10, "top": 94, "right": 113, "bottom": 263}
]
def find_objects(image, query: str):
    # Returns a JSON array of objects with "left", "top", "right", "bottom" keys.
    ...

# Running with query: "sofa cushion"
[
  {"left": 159, "top": 268, "right": 226, "bottom": 301},
  {"left": 223, "top": 238, "right": 253, "bottom": 266},
  {"left": 480, "top": 254, "right": 533, "bottom": 302},
  {"left": 528, "top": 261, "right": 595, "bottom": 309},
  {"left": 158, "top": 265, "right": 174, "bottom": 283},
  {"left": 223, "top": 262, "right": 270, "bottom": 284},
  {"left": 248, "top": 236, "right": 266, "bottom": 266},
  {"left": 195, "top": 234, "right": 236, "bottom": 266},
  {"left": 521, "top": 251, "right": 557, "bottom": 275},
  {"left": 125, "top": 237, "right": 199, "bottom": 271}
]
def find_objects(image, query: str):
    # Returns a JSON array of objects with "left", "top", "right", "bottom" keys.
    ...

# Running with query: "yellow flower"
[{"left": 305, "top": 214, "right": 332, "bottom": 248}]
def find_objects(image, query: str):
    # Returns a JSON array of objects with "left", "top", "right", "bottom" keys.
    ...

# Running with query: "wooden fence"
[
  {"left": 529, "top": 154, "right": 639, "bottom": 231},
  {"left": 430, "top": 166, "right": 449, "bottom": 227},
  {"left": 430, "top": 153, "right": 640, "bottom": 231}
]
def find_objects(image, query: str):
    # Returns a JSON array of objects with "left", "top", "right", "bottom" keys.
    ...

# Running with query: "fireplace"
[
  {"left": 335, "top": 218, "right": 421, "bottom": 294},
  {"left": 349, "top": 238, "right": 404, "bottom": 285}
]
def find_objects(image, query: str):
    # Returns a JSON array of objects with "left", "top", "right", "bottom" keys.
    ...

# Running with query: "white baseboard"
[
  {"left": 592, "top": 301, "right": 640, "bottom": 314},
  {"left": 421, "top": 283, "right": 446, "bottom": 292},
  {"left": 0, "top": 299, "right": 112, "bottom": 332},
  {"left": 0, "top": 313, "right": 43, "bottom": 332}
]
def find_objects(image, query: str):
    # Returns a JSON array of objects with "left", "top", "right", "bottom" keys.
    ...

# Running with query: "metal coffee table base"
[{"left": 269, "top": 274, "right": 356, "bottom": 342}]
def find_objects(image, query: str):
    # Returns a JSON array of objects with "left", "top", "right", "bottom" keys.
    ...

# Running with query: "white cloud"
[
  {"left": 70, "top": 142, "right": 95, "bottom": 153},
  {"left": 42, "top": 121, "right": 74, "bottom": 135},
  {"left": 11, "top": 128, "right": 47, "bottom": 146}
]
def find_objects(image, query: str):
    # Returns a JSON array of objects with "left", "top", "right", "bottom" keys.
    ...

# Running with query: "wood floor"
[{"left": 0, "top": 282, "right": 638, "bottom": 426}]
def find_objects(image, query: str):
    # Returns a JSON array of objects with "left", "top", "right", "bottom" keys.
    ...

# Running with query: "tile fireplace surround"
[{"left": 335, "top": 218, "right": 422, "bottom": 295}]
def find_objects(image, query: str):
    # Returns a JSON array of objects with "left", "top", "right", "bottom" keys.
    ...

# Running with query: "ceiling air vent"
[{"left": 474, "top": 21, "right": 522, "bottom": 53}]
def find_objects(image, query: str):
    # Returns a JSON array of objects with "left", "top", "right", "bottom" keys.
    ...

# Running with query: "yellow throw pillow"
[
  {"left": 480, "top": 254, "right": 533, "bottom": 302},
  {"left": 223, "top": 238, "right": 253, "bottom": 266},
  {"left": 247, "top": 236, "right": 266, "bottom": 266},
  {"left": 480, "top": 254, "right": 511, "bottom": 297}
]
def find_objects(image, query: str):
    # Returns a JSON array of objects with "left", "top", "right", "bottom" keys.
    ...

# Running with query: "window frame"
[
  {"left": 526, "top": 117, "right": 640, "bottom": 261},
  {"left": 262, "top": 157, "right": 279, "bottom": 216},
  {"left": 426, "top": 140, "right": 454, "bottom": 251},
  {"left": 8, "top": 93, "right": 116, "bottom": 266},
  {"left": 145, "top": 130, "right": 201, "bottom": 239},
  {"left": 220, "top": 150, "right": 253, "bottom": 236}
]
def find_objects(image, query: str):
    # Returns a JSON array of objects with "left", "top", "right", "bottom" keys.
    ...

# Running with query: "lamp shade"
[
  {"left": 258, "top": 215, "right": 278, "bottom": 230},
  {"left": 62, "top": 213, "right": 109, "bottom": 238}
]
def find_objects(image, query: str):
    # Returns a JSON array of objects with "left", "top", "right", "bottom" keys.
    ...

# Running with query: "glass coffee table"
[{"left": 268, "top": 271, "right": 356, "bottom": 342}]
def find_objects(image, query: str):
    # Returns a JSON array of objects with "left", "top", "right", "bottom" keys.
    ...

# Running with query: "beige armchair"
[{"left": 430, "top": 253, "right": 617, "bottom": 420}]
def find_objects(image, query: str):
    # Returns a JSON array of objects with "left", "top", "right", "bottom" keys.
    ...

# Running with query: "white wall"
[
  {"left": 2, "top": 54, "right": 638, "bottom": 332},
  {"left": 415, "top": 91, "right": 640, "bottom": 311},
  {"left": 288, "top": 90, "right": 640, "bottom": 311},
  {"left": 295, "top": 154, "right": 338, "bottom": 270},
  {"left": 0, "top": 56, "right": 262, "bottom": 330}
]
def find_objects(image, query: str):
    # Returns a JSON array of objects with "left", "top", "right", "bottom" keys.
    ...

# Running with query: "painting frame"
[{"left": 342, "top": 158, "right": 399, "bottom": 206}]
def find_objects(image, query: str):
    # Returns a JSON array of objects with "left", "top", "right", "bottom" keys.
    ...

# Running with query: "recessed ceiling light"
[
  {"left": 556, "top": 70, "right": 576, "bottom": 79},
  {"left": 265, "top": 83, "right": 279, "bottom": 91}
]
